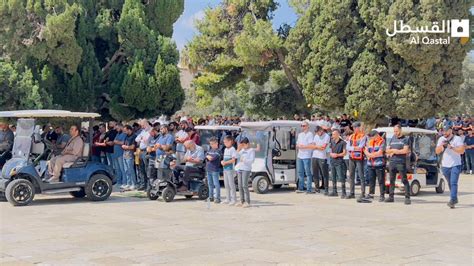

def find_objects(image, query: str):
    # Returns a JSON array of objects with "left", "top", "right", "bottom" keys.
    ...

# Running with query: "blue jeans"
[
  {"left": 441, "top": 165, "right": 462, "bottom": 202},
  {"left": 113, "top": 156, "right": 125, "bottom": 185},
  {"left": 123, "top": 157, "right": 136, "bottom": 187},
  {"left": 207, "top": 171, "right": 221, "bottom": 200},
  {"left": 297, "top": 158, "right": 313, "bottom": 192},
  {"left": 106, "top": 153, "right": 113, "bottom": 166}
]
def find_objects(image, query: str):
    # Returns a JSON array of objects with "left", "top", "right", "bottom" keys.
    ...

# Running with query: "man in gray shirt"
[{"left": 0, "top": 120, "right": 15, "bottom": 166}]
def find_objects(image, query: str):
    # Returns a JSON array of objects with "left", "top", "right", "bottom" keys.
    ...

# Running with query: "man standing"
[
  {"left": 46, "top": 125, "right": 84, "bottom": 183},
  {"left": 122, "top": 125, "right": 137, "bottom": 190},
  {"left": 364, "top": 130, "right": 386, "bottom": 202},
  {"left": 295, "top": 120, "right": 314, "bottom": 193},
  {"left": 309, "top": 126, "right": 330, "bottom": 194},
  {"left": 0, "top": 120, "right": 14, "bottom": 167},
  {"left": 386, "top": 125, "right": 411, "bottom": 205},
  {"left": 103, "top": 121, "right": 117, "bottom": 166},
  {"left": 329, "top": 129, "right": 346, "bottom": 198},
  {"left": 465, "top": 129, "right": 474, "bottom": 175},
  {"left": 135, "top": 119, "right": 151, "bottom": 190},
  {"left": 112, "top": 124, "right": 126, "bottom": 187},
  {"left": 346, "top": 122, "right": 366, "bottom": 200},
  {"left": 175, "top": 121, "right": 189, "bottom": 164},
  {"left": 436, "top": 125, "right": 465, "bottom": 208},
  {"left": 146, "top": 127, "right": 160, "bottom": 183},
  {"left": 151, "top": 125, "right": 175, "bottom": 181}
]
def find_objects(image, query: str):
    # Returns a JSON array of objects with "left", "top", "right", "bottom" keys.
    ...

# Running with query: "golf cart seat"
[{"left": 62, "top": 144, "right": 89, "bottom": 169}]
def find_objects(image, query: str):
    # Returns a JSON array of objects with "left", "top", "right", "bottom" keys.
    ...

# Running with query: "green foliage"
[
  {"left": 0, "top": 0, "right": 184, "bottom": 120},
  {"left": 286, "top": 0, "right": 470, "bottom": 122},
  {"left": 0, "top": 60, "right": 52, "bottom": 111}
]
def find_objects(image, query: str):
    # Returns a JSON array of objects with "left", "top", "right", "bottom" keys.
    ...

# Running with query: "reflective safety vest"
[
  {"left": 350, "top": 133, "right": 365, "bottom": 160},
  {"left": 367, "top": 136, "right": 385, "bottom": 167}
]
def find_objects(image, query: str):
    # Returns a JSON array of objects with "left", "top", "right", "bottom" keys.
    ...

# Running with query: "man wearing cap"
[
  {"left": 309, "top": 126, "right": 330, "bottom": 194},
  {"left": 364, "top": 130, "right": 386, "bottom": 202},
  {"left": 436, "top": 125, "right": 465, "bottom": 208},
  {"left": 296, "top": 120, "right": 314, "bottom": 193},
  {"left": 0, "top": 120, "right": 14, "bottom": 167},
  {"left": 386, "top": 124, "right": 411, "bottom": 204},
  {"left": 346, "top": 122, "right": 367, "bottom": 199}
]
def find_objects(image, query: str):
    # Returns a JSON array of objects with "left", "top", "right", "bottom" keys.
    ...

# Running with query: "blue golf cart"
[{"left": 0, "top": 110, "right": 116, "bottom": 206}]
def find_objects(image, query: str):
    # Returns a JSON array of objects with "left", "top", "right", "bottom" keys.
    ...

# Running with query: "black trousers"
[
  {"left": 312, "top": 158, "right": 329, "bottom": 191},
  {"left": 388, "top": 162, "right": 410, "bottom": 198},
  {"left": 368, "top": 166, "right": 385, "bottom": 196}
]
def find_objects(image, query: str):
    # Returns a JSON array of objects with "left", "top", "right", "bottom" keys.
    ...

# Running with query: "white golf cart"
[
  {"left": 375, "top": 127, "right": 445, "bottom": 196},
  {"left": 239, "top": 120, "right": 321, "bottom": 194},
  {"left": 194, "top": 125, "right": 241, "bottom": 152}
]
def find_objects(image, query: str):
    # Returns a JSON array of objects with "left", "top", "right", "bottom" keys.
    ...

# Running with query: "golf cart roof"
[
  {"left": 240, "top": 120, "right": 321, "bottom": 131},
  {"left": 375, "top": 127, "right": 437, "bottom": 135},
  {"left": 194, "top": 125, "right": 240, "bottom": 131},
  {"left": 0, "top": 110, "right": 100, "bottom": 118}
]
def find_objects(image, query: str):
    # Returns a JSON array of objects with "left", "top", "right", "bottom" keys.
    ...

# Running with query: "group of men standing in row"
[{"left": 296, "top": 121, "right": 466, "bottom": 208}]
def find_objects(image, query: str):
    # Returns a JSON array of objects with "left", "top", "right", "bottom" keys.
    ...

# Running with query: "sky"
[{"left": 172, "top": 0, "right": 298, "bottom": 51}]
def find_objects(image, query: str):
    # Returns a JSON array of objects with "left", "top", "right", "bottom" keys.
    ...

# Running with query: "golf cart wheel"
[
  {"left": 197, "top": 184, "right": 209, "bottom": 200},
  {"left": 5, "top": 179, "right": 35, "bottom": 206},
  {"left": 410, "top": 180, "right": 421, "bottom": 196},
  {"left": 162, "top": 186, "right": 175, "bottom": 202},
  {"left": 185, "top": 195, "right": 193, "bottom": 199},
  {"left": 0, "top": 191, "right": 7, "bottom": 202},
  {"left": 436, "top": 179, "right": 445, "bottom": 194},
  {"left": 252, "top": 175, "right": 269, "bottom": 194},
  {"left": 147, "top": 188, "right": 159, "bottom": 200},
  {"left": 273, "top": 184, "right": 283, "bottom": 189},
  {"left": 70, "top": 189, "right": 86, "bottom": 198},
  {"left": 86, "top": 174, "right": 113, "bottom": 201}
]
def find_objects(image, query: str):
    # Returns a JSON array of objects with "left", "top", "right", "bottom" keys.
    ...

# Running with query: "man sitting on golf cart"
[
  {"left": 0, "top": 119, "right": 15, "bottom": 167},
  {"left": 45, "top": 125, "right": 84, "bottom": 183},
  {"left": 173, "top": 140, "right": 205, "bottom": 191}
]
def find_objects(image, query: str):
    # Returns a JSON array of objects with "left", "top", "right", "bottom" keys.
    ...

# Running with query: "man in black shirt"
[
  {"left": 329, "top": 129, "right": 347, "bottom": 198},
  {"left": 386, "top": 125, "right": 411, "bottom": 204},
  {"left": 104, "top": 121, "right": 118, "bottom": 166}
]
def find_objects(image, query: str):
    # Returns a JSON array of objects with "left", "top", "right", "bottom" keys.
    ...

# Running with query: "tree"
[
  {"left": 185, "top": 0, "right": 307, "bottom": 118},
  {"left": 0, "top": 60, "right": 52, "bottom": 111},
  {"left": 286, "top": 0, "right": 471, "bottom": 123},
  {"left": 0, "top": 0, "right": 184, "bottom": 119}
]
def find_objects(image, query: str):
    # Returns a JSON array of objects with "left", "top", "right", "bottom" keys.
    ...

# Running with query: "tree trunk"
[{"left": 275, "top": 48, "right": 304, "bottom": 101}]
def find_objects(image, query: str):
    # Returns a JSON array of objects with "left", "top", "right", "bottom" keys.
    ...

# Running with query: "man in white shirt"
[
  {"left": 436, "top": 125, "right": 465, "bottom": 208},
  {"left": 296, "top": 120, "right": 314, "bottom": 193},
  {"left": 135, "top": 119, "right": 151, "bottom": 190},
  {"left": 308, "top": 126, "right": 330, "bottom": 194}
]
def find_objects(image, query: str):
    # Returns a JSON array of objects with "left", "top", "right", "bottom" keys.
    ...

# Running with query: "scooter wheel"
[
  {"left": 147, "top": 188, "right": 159, "bottom": 200},
  {"left": 162, "top": 186, "right": 175, "bottom": 202}
]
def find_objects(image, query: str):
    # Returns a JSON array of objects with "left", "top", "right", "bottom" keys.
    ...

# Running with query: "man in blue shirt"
[
  {"left": 464, "top": 129, "right": 474, "bottom": 175},
  {"left": 112, "top": 124, "right": 126, "bottom": 187}
]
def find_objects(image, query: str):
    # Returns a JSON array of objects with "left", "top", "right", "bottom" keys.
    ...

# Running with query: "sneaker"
[
  {"left": 120, "top": 185, "right": 126, "bottom": 189},
  {"left": 378, "top": 196, "right": 385, "bottom": 202},
  {"left": 385, "top": 197, "right": 394, "bottom": 203},
  {"left": 214, "top": 199, "right": 221, "bottom": 204},
  {"left": 328, "top": 191, "right": 338, "bottom": 197},
  {"left": 209, "top": 198, "right": 214, "bottom": 202},
  {"left": 229, "top": 201, "right": 236, "bottom": 206},
  {"left": 129, "top": 185, "right": 136, "bottom": 191},
  {"left": 305, "top": 191, "right": 315, "bottom": 194},
  {"left": 222, "top": 200, "right": 229, "bottom": 204},
  {"left": 235, "top": 202, "right": 243, "bottom": 207},
  {"left": 324, "top": 191, "right": 329, "bottom": 196},
  {"left": 296, "top": 190, "right": 304, "bottom": 193},
  {"left": 447, "top": 200, "right": 455, "bottom": 209},
  {"left": 453, "top": 198, "right": 459, "bottom": 204},
  {"left": 367, "top": 194, "right": 374, "bottom": 199},
  {"left": 315, "top": 189, "right": 321, "bottom": 193},
  {"left": 357, "top": 196, "right": 364, "bottom": 203},
  {"left": 243, "top": 202, "right": 251, "bottom": 208},
  {"left": 341, "top": 194, "right": 347, "bottom": 199},
  {"left": 404, "top": 198, "right": 411, "bottom": 205},
  {"left": 345, "top": 194, "right": 355, "bottom": 199}
]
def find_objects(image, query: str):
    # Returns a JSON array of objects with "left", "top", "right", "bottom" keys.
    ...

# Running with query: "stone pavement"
[{"left": 1, "top": 175, "right": 473, "bottom": 265}]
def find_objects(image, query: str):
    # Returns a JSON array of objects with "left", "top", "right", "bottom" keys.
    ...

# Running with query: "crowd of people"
[{"left": 0, "top": 113, "right": 472, "bottom": 209}]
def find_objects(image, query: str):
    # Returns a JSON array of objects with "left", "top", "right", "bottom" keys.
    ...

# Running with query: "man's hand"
[
  {"left": 206, "top": 155, "right": 213, "bottom": 161},
  {"left": 121, "top": 145, "right": 128, "bottom": 150},
  {"left": 329, "top": 153, "right": 337, "bottom": 158}
]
